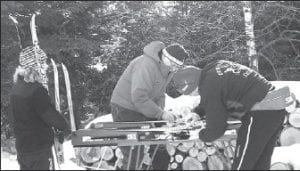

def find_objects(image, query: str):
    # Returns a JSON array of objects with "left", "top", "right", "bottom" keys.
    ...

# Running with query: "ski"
[
  {"left": 61, "top": 63, "right": 76, "bottom": 132},
  {"left": 61, "top": 63, "right": 80, "bottom": 165},
  {"left": 30, "top": 13, "right": 61, "bottom": 170},
  {"left": 50, "top": 58, "right": 64, "bottom": 169}
]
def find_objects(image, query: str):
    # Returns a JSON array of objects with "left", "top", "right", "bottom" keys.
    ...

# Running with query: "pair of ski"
[
  {"left": 50, "top": 58, "right": 77, "bottom": 170},
  {"left": 28, "top": 13, "right": 77, "bottom": 170}
]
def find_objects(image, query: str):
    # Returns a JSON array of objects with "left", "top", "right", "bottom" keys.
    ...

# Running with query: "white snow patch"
[{"left": 271, "top": 143, "right": 300, "bottom": 170}]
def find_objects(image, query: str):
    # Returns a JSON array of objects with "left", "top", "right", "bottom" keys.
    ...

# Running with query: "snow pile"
[{"left": 271, "top": 143, "right": 300, "bottom": 170}]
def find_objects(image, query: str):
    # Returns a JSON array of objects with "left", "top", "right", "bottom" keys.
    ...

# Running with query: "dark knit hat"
[
  {"left": 163, "top": 43, "right": 189, "bottom": 64},
  {"left": 173, "top": 65, "right": 201, "bottom": 95},
  {"left": 19, "top": 46, "right": 48, "bottom": 69}
]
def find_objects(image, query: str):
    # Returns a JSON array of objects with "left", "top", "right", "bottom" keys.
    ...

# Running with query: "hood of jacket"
[{"left": 143, "top": 41, "right": 170, "bottom": 77}]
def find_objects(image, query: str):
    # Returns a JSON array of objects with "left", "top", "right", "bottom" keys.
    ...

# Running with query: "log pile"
[
  {"left": 78, "top": 146, "right": 123, "bottom": 170},
  {"left": 167, "top": 140, "right": 236, "bottom": 170},
  {"left": 76, "top": 106, "right": 239, "bottom": 170},
  {"left": 279, "top": 108, "right": 300, "bottom": 146}
]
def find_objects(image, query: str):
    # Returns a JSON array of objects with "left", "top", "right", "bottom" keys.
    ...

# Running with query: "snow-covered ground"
[{"left": 1, "top": 81, "right": 299, "bottom": 170}]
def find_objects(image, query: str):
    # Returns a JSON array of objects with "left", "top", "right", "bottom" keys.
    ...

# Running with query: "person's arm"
[
  {"left": 157, "top": 93, "right": 166, "bottom": 109},
  {"left": 32, "top": 87, "right": 70, "bottom": 131},
  {"left": 198, "top": 78, "right": 228, "bottom": 142},
  {"left": 131, "top": 63, "right": 164, "bottom": 119}
]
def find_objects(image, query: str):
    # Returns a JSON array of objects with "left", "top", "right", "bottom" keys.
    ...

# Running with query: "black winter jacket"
[
  {"left": 9, "top": 77, "right": 69, "bottom": 154},
  {"left": 197, "top": 60, "right": 273, "bottom": 142}
]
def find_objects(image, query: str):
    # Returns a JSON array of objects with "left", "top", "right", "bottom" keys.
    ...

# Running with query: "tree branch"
[
  {"left": 259, "top": 38, "right": 300, "bottom": 52},
  {"left": 258, "top": 52, "right": 279, "bottom": 80}
]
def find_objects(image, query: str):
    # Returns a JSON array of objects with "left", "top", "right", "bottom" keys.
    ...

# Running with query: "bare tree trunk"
[{"left": 243, "top": 1, "right": 259, "bottom": 72}]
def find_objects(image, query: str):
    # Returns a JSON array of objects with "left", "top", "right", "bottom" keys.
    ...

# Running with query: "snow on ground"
[{"left": 1, "top": 81, "right": 299, "bottom": 170}]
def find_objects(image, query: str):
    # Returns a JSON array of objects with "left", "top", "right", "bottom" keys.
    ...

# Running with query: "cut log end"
[{"left": 182, "top": 157, "right": 204, "bottom": 170}]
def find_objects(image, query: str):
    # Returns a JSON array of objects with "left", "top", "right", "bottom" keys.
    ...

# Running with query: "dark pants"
[
  {"left": 232, "top": 110, "right": 286, "bottom": 170},
  {"left": 111, "top": 103, "right": 170, "bottom": 170},
  {"left": 17, "top": 148, "right": 54, "bottom": 170}
]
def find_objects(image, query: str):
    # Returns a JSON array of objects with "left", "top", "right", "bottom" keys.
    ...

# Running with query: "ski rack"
[{"left": 71, "top": 120, "right": 241, "bottom": 147}]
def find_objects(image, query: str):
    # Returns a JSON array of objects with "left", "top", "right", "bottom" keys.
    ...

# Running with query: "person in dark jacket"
[
  {"left": 172, "top": 60, "right": 291, "bottom": 170},
  {"left": 110, "top": 41, "right": 189, "bottom": 170},
  {"left": 9, "top": 46, "right": 70, "bottom": 170}
]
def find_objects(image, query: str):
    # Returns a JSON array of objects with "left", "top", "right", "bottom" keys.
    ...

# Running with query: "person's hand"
[
  {"left": 161, "top": 111, "right": 176, "bottom": 122},
  {"left": 57, "top": 131, "right": 65, "bottom": 144},
  {"left": 184, "top": 112, "right": 201, "bottom": 123}
]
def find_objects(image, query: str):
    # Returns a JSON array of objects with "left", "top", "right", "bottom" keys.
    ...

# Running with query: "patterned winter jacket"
[{"left": 197, "top": 60, "right": 273, "bottom": 142}]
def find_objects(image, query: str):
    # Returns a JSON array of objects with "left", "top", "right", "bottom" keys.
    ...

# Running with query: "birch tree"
[{"left": 243, "top": 1, "right": 258, "bottom": 71}]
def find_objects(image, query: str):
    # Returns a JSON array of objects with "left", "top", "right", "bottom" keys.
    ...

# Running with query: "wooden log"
[
  {"left": 196, "top": 150, "right": 208, "bottom": 162},
  {"left": 167, "top": 143, "right": 176, "bottom": 156},
  {"left": 111, "top": 146, "right": 118, "bottom": 150},
  {"left": 100, "top": 146, "right": 114, "bottom": 161},
  {"left": 279, "top": 126, "right": 300, "bottom": 146},
  {"left": 270, "top": 162, "right": 293, "bottom": 170},
  {"left": 175, "top": 154, "right": 184, "bottom": 163},
  {"left": 205, "top": 142, "right": 214, "bottom": 146},
  {"left": 188, "top": 147, "right": 199, "bottom": 158},
  {"left": 113, "top": 158, "right": 123, "bottom": 170},
  {"left": 207, "top": 154, "right": 227, "bottom": 170},
  {"left": 92, "top": 160, "right": 114, "bottom": 170},
  {"left": 177, "top": 144, "right": 190, "bottom": 153},
  {"left": 224, "top": 146, "right": 235, "bottom": 159},
  {"left": 182, "top": 141, "right": 195, "bottom": 149},
  {"left": 288, "top": 113, "right": 300, "bottom": 128},
  {"left": 223, "top": 141, "right": 230, "bottom": 147},
  {"left": 230, "top": 139, "right": 237, "bottom": 147},
  {"left": 171, "top": 142, "right": 180, "bottom": 147},
  {"left": 142, "top": 152, "right": 152, "bottom": 166},
  {"left": 195, "top": 141, "right": 205, "bottom": 149},
  {"left": 170, "top": 156, "right": 174, "bottom": 162},
  {"left": 115, "top": 147, "right": 123, "bottom": 159},
  {"left": 215, "top": 150, "right": 231, "bottom": 170},
  {"left": 80, "top": 147, "right": 101, "bottom": 164},
  {"left": 142, "top": 145, "right": 150, "bottom": 154},
  {"left": 182, "top": 156, "right": 205, "bottom": 170},
  {"left": 205, "top": 146, "right": 217, "bottom": 155},
  {"left": 214, "top": 141, "right": 225, "bottom": 148},
  {"left": 170, "top": 162, "right": 179, "bottom": 170}
]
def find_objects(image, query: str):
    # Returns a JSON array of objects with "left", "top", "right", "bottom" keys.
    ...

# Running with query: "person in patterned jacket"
[{"left": 173, "top": 60, "right": 290, "bottom": 170}]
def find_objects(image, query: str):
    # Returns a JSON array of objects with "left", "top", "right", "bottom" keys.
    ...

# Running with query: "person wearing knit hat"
[
  {"left": 161, "top": 43, "right": 189, "bottom": 72},
  {"left": 172, "top": 65, "right": 201, "bottom": 95},
  {"left": 173, "top": 60, "right": 291, "bottom": 170},
  {"left": 10, "top": 45, "right": 70, "bottom": 170},
  {"left": 110, "top": 41, "right": 189, "bottom": 170}
]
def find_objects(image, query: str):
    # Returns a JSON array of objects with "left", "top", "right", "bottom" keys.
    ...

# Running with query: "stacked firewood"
[
  {"left": 270, "top": 106, "right": 299, "bottom": 170},
  {"left": 278, "top": 107, "right": 300, "bottom": 146},
  {"left": 78, "top": 146, "right": 123, "bottom": 170},
  {"left": 167, "top": 139, "right": 236, "bottom": 170},
  {"left": 76, "top": 106, "right": 238, "bottom": 170}
]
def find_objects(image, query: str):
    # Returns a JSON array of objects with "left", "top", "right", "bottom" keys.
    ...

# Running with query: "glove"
[
  {"left": 192, "top": 105, "right": 206, "bottom": 120},
  {"left": 58, "top": 131, "right": 64, "bottom": 144},
  {"left": 184, "top": 112, "right": 201, "bottom": 123},
  {"left": 161, "top": 111, "right": 176, "bottom": 122}
]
